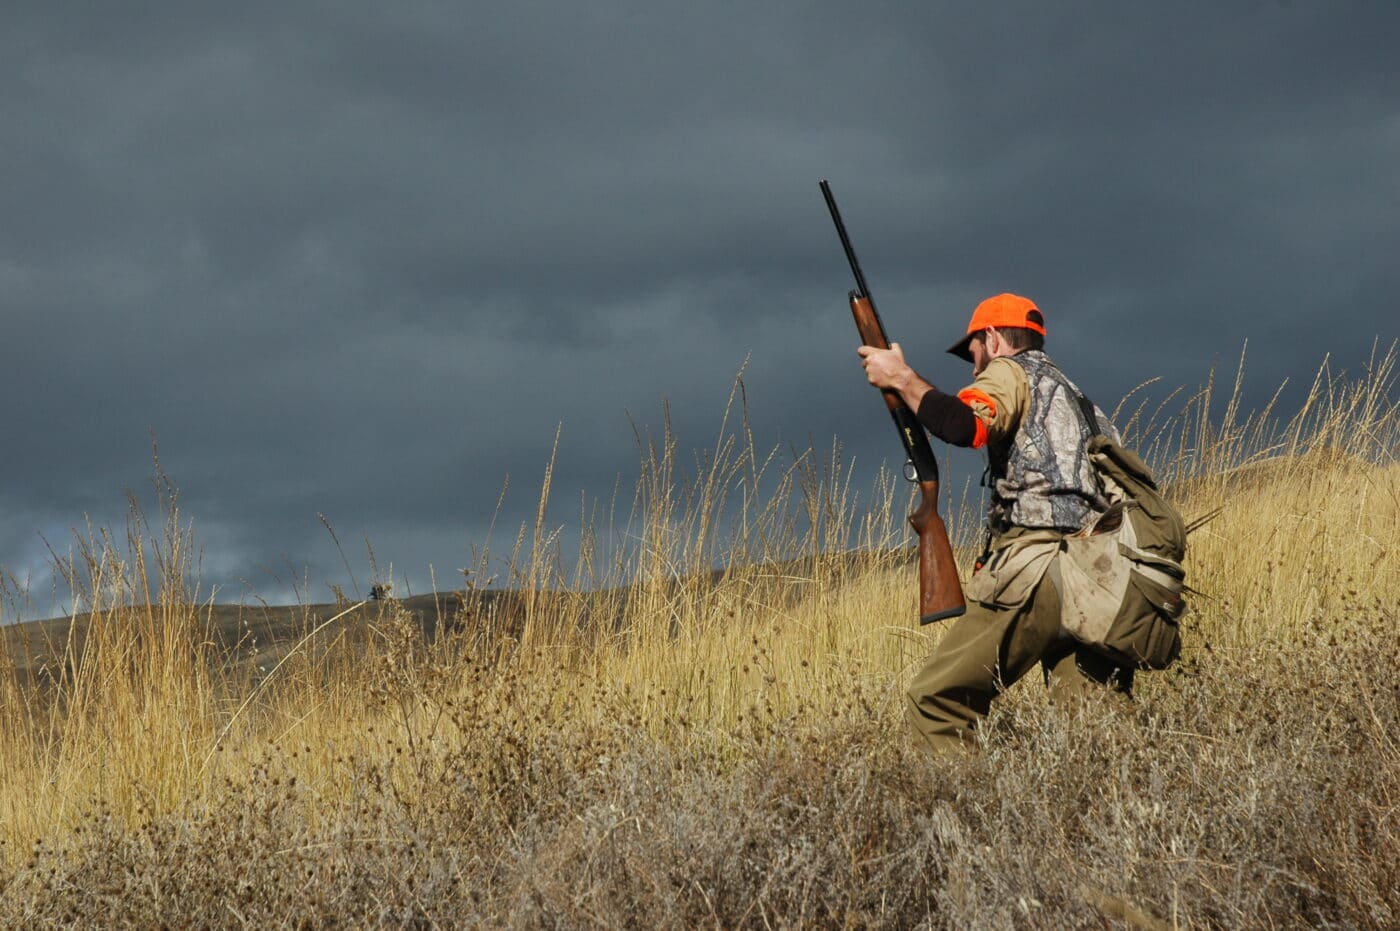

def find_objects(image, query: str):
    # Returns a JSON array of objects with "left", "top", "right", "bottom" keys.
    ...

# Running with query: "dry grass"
[{"left": 0, "top": 345, "right": 1396, "bottom": 928}]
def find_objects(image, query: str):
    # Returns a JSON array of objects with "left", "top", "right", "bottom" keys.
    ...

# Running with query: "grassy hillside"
[
  {"left": 1, "top": 348, "right": 1396, "bottom": 928},
  {"left": 2, "top": 592, "right": 497, "bottom": 690}
]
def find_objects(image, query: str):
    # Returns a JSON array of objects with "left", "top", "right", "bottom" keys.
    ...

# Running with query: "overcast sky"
[{"left": 3, "top": 2, "right": 1397, "bottom": 613}]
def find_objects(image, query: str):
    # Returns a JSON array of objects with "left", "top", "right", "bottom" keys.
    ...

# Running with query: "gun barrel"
[{"left": 819, "top": 180, "right": 873, "bottom": 299}]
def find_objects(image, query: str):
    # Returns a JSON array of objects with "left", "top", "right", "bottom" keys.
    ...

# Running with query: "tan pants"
[{"left": 906, "top": 576, "right": 1134, "bottom": 754}]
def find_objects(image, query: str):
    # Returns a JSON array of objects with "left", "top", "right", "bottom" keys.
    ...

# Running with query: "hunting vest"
[{"left": 986, "top": 351, "right": 1117, "bottom": 533}]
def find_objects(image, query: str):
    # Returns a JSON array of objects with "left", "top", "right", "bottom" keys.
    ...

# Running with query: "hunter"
[{"left": 858, "top": 293, "right": 1132, "bottom": 754}]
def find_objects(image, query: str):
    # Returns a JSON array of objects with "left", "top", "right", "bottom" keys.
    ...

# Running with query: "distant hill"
[{"left": 0, "top": 590, "right": 517, "bottom": 689}]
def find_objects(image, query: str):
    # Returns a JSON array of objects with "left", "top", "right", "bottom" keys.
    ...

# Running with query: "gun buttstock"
[{"left": 911, "top": 482, "right": 966, "bottom": 625}]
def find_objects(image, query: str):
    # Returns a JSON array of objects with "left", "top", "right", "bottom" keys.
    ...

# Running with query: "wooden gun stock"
[{"left": 910, "top": 482, "right": 967, "bottom": 624}]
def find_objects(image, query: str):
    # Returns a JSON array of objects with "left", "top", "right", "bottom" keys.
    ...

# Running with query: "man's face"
[{"left": 968, "top": 331, "right": 990, "bottom": 375}]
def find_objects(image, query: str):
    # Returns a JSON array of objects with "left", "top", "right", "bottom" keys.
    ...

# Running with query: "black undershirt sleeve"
[{"left": 916, "top": 387, "right": 978, "bottom": 447}]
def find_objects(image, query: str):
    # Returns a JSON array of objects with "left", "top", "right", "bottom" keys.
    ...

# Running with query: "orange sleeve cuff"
[
  {"left": 958, "top": 387, "right": 998, "bottom": 418},
  {"left": 958, "top": 389, "right": 995, "bottom": 449},
  {"left": 968, "top": 417, "right": 988, "bottom": 449}
]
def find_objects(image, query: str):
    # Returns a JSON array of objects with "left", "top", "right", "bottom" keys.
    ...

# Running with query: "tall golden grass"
[{"left": 0, "top": 344, "right": 1396, "bottom": 928}]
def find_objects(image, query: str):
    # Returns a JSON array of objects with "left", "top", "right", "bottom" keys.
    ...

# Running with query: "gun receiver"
[{"left": 819, "top": 180, "right": 966, "bottom": 625}]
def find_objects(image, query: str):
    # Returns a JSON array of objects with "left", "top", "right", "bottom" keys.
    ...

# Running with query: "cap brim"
[{"left": 946, "top": 333, "right": 975, "bottom": 363}]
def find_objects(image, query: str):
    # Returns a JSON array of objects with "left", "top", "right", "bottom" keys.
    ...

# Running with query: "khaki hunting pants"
[{"left": 906, "top": 576, "right": 1134, "bottom": 754}]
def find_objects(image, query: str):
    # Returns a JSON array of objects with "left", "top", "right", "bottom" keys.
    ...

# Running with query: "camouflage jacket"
[{"left": 958, "top": 350, "right": 1119, "bottom": 534}]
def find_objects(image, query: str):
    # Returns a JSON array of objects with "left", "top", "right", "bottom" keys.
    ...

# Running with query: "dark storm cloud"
[{"left": 2, "top": 1, "right": 1397, "bottom": 613}]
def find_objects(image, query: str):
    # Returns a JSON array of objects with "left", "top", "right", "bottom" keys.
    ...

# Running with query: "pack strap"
[{"left": 1068, "top": 384, "right": 1104, "bottom": 439}]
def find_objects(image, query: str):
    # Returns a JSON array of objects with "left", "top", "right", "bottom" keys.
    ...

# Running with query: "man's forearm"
[
  {"left": 859, "top": 345, "right": 978, "bottom": 447},
  {"left": 887, "top": 367, "right": 932, "bottom": 413},
  {"left": 916, "top": 387, "right": 978, "bottom": 447},
  {"left": 890, "top": 368, "right": 979, "bottom": 448}
]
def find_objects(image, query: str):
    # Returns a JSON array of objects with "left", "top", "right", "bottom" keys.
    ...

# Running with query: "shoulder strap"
[{"left": 1067, "top": 384, "right": 1104, "bottom": 439}]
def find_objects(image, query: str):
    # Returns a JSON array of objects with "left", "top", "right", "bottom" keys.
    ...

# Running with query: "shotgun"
[{"left": 819, "top": 180, "right": 966, "bottom": 625}]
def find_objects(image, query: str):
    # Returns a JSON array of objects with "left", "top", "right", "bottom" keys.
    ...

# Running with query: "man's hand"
[
  {"left": 858, "top": 342, "right": 911, "bottom": 391},
  {"left": 858, "top": 342, "right": 932, "bottom": 411}
]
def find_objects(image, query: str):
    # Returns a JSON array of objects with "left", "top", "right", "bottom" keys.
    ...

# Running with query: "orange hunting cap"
[{"left": 946, "top": 293, "right": 1046, "bottom": 362}]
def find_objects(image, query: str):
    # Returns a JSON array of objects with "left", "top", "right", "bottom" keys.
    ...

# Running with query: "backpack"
[{"left": 1048, "top": 392, "right": 1188, "bottom": 670}]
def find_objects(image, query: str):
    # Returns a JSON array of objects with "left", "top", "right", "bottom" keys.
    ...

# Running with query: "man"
[{"left": 858, "top": 293, "right": 1130, "bottom": 754}]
